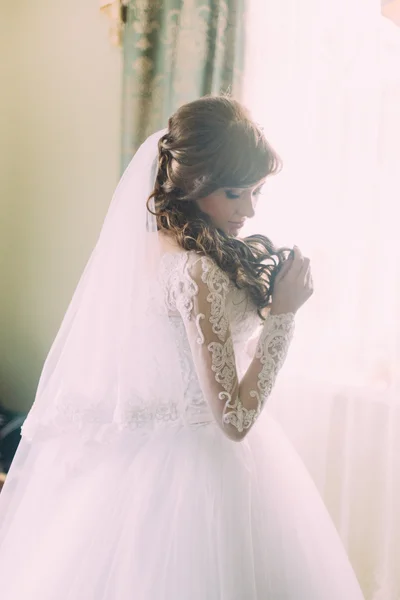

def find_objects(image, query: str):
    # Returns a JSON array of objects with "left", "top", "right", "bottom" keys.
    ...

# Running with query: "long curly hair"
[{"left": 147, "top": 96, "right": 291, "bottom": 317}]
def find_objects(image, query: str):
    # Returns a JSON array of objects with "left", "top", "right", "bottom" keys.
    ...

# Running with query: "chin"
[
  {"left": 227, "top": 227, "right": 242, "bottom": 237},
  {"left": 216, "top": 223, "right": 242, "bottom": 237}
]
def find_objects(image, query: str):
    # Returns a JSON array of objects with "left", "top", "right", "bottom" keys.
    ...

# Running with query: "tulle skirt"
[{"left": 0, "top": 413, "right": 365, "bottom": 599}]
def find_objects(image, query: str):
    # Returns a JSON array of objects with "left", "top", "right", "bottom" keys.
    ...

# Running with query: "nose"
[{"left": 239, "top": 190, "right": 256, "bottom": 219}]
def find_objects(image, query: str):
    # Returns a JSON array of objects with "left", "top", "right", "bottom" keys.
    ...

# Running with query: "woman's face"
[{"left": 196, "top": 180, "right": 265, "bottom": 237}]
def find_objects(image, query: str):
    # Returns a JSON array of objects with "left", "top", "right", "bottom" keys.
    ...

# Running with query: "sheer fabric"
[
  {"left": 162, "top": 251, "right": 295, "bottom": 438},
  {"left": 0, "top": 244, "right": 365, "bottom": 600}
]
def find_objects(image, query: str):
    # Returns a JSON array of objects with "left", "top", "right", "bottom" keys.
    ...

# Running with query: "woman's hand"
[{"left": 270, "top": 246, "right": 313, "bottom": 315}]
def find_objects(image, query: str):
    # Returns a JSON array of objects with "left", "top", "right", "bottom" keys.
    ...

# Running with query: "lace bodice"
[
  {"left": 21, "top": 250, "right": 295, "bottom": 442},
  {"left": 160, "top": 252, "right": 295, "bottom": 439},
  {"left": 161, "top": 252, "right": 263, "bottom": 427}
]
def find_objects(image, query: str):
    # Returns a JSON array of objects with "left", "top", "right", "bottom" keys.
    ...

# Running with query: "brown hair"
[{"left": 147, "top": 95, "right": 291, "bottom": 317}]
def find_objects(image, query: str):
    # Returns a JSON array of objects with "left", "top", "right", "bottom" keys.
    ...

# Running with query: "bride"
[{"left": 0, "top": 96, "right": 365, "bottom": 599}]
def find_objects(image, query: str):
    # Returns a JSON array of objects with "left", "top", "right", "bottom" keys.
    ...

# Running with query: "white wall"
[
  {"left": 383, "top": 0, "right": 400, "bottom": 25},
  {"left": 0, "top": 1, "right": 122, "bottom": 411}
]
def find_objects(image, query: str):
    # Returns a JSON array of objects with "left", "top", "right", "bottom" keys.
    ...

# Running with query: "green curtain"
[{"left": 121, "top": 0, "right": 246, "bottom": 170}]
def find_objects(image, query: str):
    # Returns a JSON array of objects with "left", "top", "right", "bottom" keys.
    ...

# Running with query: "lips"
[{"left": 229, "top": 221, "right": 245, "bottom": 228}]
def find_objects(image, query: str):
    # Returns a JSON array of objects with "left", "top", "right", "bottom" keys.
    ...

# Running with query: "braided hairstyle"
[{"left": 147, "top": 96, "right": 292, "bottom": 318}]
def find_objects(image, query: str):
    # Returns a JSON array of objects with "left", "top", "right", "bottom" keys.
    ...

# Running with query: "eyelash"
[
  {"left": 225, "top": 188, "right": 263, "bottom": 200},
  {"left": 225, "top": 191, "right": 241, "bottom": 199}
]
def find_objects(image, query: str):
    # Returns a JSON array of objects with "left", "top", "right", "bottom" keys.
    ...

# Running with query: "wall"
[
  {"left": 382, "top": 0, "right": 400, "bottom": 26},
  {"left": 0, "top": 1, "right": 122, "bottom": 411}
]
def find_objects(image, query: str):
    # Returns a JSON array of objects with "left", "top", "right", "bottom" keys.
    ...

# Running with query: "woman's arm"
[{"left": 177, "top": 255, "right": 295, "bottom": 441}]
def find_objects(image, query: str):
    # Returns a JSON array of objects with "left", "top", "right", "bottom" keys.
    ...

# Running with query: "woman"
[{"left": 0, "top": 96, "right": 365, "bottom": 599}]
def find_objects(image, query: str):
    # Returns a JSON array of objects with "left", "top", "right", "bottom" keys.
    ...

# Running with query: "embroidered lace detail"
[
  {"left": 194, "top": 259, "right": 295, "bottom": 434},
  {"left": 160, "top": 253, "right": 297, "bottom": 437},
  {"left": 164, "top": 253, "right": 199, "bottom": 321},
  {"left": 200, "top": 257, "right": 230, "bottom": 341},
  {"left": 220, "top": 314, "right": 295, "bottom": 432},
  {"left": 209, "top": 337, "right": 236, "bottom": 392},
  {"left": 195, "top": 258, "right": 256, "bottom": 432},
  {"left": 23, "top": 251, "right": 292, "bottom": 441},
  {"left": 221, "top": 393, "right": 259, "bottom": 433},
  {"left": 253, "top": 313, "right": 295, "bottom": 408},
  {"left": 195, "top": 314, "right": 206, "bottom": 344},
  {"left": 117, "top": 403, "right": 181, "bottom": 428}
]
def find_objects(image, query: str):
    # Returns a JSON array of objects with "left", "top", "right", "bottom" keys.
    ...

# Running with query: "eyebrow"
[{"left": 225, "top": 182, "right": 265, "bottom": 191}]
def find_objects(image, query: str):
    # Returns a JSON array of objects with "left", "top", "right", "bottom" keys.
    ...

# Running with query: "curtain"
[
  {"left": 242, "top": 1, "right": 400, "bottom": 598},
  {"left": 120, "top": 0, "right": 245, "bottom": 170}
]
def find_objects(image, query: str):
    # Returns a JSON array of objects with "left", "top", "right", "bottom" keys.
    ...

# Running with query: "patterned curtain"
[{"left": 121, "top": 0, "right": 246, "bottom": 170}]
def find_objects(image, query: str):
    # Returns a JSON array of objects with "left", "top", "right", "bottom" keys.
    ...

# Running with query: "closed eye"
[{"left": 225, "top": 190, "right": 241, "bottom": 200}]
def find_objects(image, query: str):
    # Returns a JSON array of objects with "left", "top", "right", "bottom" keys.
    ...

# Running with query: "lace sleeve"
[{"left": 177, "top": 255, "right": 295, "bottom": 441}]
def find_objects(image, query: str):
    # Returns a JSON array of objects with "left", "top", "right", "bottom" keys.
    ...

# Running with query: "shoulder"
[
  {"left": 161, "top": 251, "right": 232, "bottom": 314},
  {"left": 163, "top": 251, "right": 230, "bottom": 290},
  {"left": 158, "top": 233, "right": 229, "bottom": 284},
  {"left": 192, "top": 255, "right": 231, "bottom": 297}
]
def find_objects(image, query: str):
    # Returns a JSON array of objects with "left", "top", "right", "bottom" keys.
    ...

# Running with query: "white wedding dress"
[{"left": 0, "top": 251, "right": 365, "bottom": 599}]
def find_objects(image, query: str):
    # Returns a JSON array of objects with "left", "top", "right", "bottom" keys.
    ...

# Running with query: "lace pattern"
[
  {"left": 221, "top": 393, "right": 259, "bottom": 433},
  {"left": 253, "top": 313, "right": 296, "bottom": 408},
  {"left": 23, "top": 251, "right": 294, "bottom": 440},
  {"left": 167, "top": 252, "right": 296, "bottom": 436},
  {"left": 200, "top": 257, "right": 230, "bottom": 341}
]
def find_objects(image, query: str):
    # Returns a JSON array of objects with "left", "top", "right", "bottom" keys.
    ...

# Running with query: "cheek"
[{"left": 198, "top": 196, "right": 233, "bottom": 223}]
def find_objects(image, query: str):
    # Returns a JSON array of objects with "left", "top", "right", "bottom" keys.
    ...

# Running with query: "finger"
[
  {"left": 293, "top": 245, "right": 303, "bottom": 261},
  {"left": 298, "top": 257, "right": 310, "bottom": 279},
  {"left": 289, "top": 246, "right": 304, "bottom": 277},
  {"left": 305, "top": 268, "right": 314, "bottom": 291},
  {"left": 275, "top": 256, "right": 293, "bottom": 282}
]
